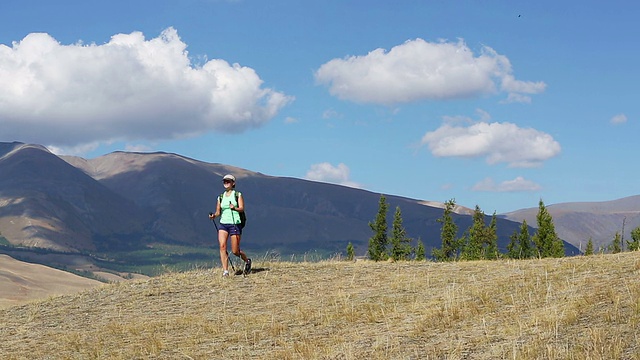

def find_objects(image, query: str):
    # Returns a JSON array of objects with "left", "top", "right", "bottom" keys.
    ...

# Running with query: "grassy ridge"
[{"left": 1, "top": 253, "right": 640, "bottom": 359}]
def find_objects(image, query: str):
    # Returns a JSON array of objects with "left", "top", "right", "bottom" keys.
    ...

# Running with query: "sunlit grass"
[{"left": 2, "top": 253, "right": 640, "bottom": 359}]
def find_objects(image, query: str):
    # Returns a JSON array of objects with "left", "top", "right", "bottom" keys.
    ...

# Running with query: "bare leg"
[
  {"left": 218, "top": 230, "right": 229, "bottom": 271},
  {"left": 230, "top": 234, "right": 248, "bottom": 262}
]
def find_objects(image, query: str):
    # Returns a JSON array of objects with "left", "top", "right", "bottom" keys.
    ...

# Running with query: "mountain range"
[
  {"left": 502, "top": 196, "right": 640, "bottom": 252},
  {"left": 5, "top": 141, "right": 638, "bottom": 275}
]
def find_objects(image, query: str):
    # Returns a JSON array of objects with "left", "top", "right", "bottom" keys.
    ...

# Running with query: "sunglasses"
[{"left": 222, "top": 179, "right": 233, "bottom": 184}]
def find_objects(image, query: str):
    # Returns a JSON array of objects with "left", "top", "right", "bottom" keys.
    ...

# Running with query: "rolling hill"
[{"left": 0, "top": 254, "right": 102, "bottom": 309}]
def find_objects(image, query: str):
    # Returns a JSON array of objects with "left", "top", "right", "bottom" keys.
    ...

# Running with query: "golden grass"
[
  {"left": 0, "top": 254, "right": 103, "bottom": 309},
  {"left": 1, "top": 253, "right": 640, "bottom": 359}
]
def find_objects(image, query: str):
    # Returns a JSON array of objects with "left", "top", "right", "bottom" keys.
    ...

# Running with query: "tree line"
[{"left": 350, "top": 195, "right": 640, "bottom": 261}]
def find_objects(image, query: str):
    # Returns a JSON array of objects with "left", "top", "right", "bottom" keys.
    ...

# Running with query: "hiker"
[{"left": 209, "top": 174, "right": 251, "bottom": 277}]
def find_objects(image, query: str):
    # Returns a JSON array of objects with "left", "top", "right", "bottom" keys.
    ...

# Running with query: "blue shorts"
[{"left": 219, "top": 223, "right": 242, "bottom": 236}]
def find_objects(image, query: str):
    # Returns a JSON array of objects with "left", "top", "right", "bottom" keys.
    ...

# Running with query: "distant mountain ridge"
[
  {"left": 502, "top": 196, "right": 640, "bottom": 251},
  {"left": 0, "top": 141, "right": 592, "bottom": 273}
]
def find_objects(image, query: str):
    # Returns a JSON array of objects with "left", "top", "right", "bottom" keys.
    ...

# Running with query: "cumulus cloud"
[
  {"left": 0, "top": 27, "right": 293, "bottom": 148},
  {"left": 305, "top": 162, "right": 361, "bottom": 188},
  {"left": 314, "top": 38, "right": 545, "bottom": 105},
  {"left": 472, "top": 176, "right": 542, "bottom": 192},
  {"left": 610, "top": 113, "right": 627, "bottom": 125},
  {"left": 421, "top": 121, "right": 561, "bottom": 167}
]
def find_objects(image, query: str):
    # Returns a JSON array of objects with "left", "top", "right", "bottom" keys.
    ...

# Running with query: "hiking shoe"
[
  {"left": 244, "top": 259, "right": 252, "bottom": 274},
  {"left": 222, "top": 270, "right": 229, "bottom": 277}
]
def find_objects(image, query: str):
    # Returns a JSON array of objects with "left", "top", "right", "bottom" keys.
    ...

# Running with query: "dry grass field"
[
  {"left": 0, "top": 254, "right": 103, "bottom": 309},
  {"left": 1, "top": 252, "right": 640, "bottom": 359}
]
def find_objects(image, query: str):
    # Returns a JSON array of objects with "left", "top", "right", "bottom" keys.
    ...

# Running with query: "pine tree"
[
  {"left": 611, "top": 231, "right": 622, "bottom": 254},
  {"left": 414, "top": 239, "right": 426, "bottom": 261},
  {"left": 461, "top": 207, "right": 498, "bottom": 260},
  {"left": 432, "top": 199, "right": 460, "bottom": 262},
  {"left": 390, "top": 206, "right": 412, "bottom": 261},
  {"left": 346, "top": 242, "right": 355, "bottom": 260},
  {"left": 484, "top": 212, "right": 499, "bottom": 260},
  {"left": 628, "top": 227, "right": 640, "bottom": 251},
  {"left": 584, "top": 238, "right": 594, "bottom": 255},
  {"left": 461, "top": 205, "right": 484, "bottom": 260},
  {"left": 368, "top": 195, "right": 388, "bottom": 261},
  {"left": 506, "top": 229, "right": 519, "bottom": 259},
  {"left": 518, "top": 220, "right": 533, "bottom": 259},
  {"left": 532, "top": 199, "right": 564, "bottom": 258}
]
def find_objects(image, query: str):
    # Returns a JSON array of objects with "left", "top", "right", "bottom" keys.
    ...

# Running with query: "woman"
[{"left": 209, "top": 174, "right": 251, "bottom": 277}]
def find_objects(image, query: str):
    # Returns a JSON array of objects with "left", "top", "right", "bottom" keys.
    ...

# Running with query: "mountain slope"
[
  {"left": 0, "top": 254, "right": 102, "bottom": 309},
  {"left": 0, "top": 142, "right": 580, "bottom": 275},
  {"left": 0, "top": 142, "right": 149, "bottom": 251},
  {"left": 68, "top": 150, "right": 541, "bottom": 255},
  {"left": 502, "top": 196, "right": 640, "bottom": 250}
]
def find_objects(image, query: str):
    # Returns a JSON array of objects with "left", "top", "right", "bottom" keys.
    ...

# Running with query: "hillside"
[
  {"left": 0, "top": 142, "right": 149, "bottom": 251},
  {"left": 3, "top": 141, "right": 574, "bottom": 277},
  {"left": 0, "top": 254, "right": 102, "bottom": 309},
  {"left": 503, "top": 195, "right": 640, "bottom": 251},
  {"left": 1, "top": 254, "right": 639, "bottom": 359}
]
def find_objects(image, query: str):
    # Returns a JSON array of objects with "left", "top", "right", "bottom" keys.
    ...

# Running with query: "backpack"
[{"left": 219, "top": 190, "right": 247, "bottom": 229}]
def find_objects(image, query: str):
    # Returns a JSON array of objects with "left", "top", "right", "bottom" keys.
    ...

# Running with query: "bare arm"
[{"left": 209, "top": 198, "right": 222, "bottom": 219}]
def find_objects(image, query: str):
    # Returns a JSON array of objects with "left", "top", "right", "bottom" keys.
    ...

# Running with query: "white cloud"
[
  {"left": 442, "top": 108, "right": 491, "bottom": 125},
  {"left": 501, "top": 93, "right": 532, "bottom": 104},
  {"left": 47, "top": 142, "right": 101, "bottom": 156},
  {"left": 0, "top": 28, "right": 293, "bottom": 148},
  {"left": 421, "top": 121, "right": 561, "bottom": 167},
  {"left": 305, "top": 162, "right": 361, "bottom": 188},
  {"left": 322, "top": 108, "right": 343, "bottom": 120},
  {"left": 472, "top": 176, "right": 542, "bottom": 192},
  {"left": 314, "top": 38, "right": 545, "bottom": 105},
  {"left": 610, "top": 113, "right": 627, "bottom": 124}
]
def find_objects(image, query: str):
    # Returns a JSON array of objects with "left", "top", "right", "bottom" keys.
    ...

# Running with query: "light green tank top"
[{"left": 219, "top": 190, "right": 241, "bottom": 225}]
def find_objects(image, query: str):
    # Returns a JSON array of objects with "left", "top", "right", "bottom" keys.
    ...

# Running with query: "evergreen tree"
[
  {"left": 484, "top": 212, "right": 499, "bottom": 260},
  {"left": 584, "top": 238, "right": 594, "bottom": 255},
  {"left": 461, "top": 208, "right": 499, "bottom": 260},
  {"left": 518, "top": 220, "right": 533, "bottom": 259},
  {"left": 532, "top": 199, "right": 564, "bottom": 258},
  {"left": 628, "top": 226, "right": 640, "bottom": 251},
  {"left": 368, "top": 195, "right": 388, "bottom": 261},
  {"left": 346, "top": 242, "right": 355, "bottom": 260},
  {"left": 506, "top": 229, "right": 519, "bottom": 259},
  {"left": 432, "top": 199, "right": 460, "bottom": 262},
  {"left": 390, "top": 206, "right": 412, "bottom": 261},
  {"left": 415, "top": 239, "right": 426, "bottom": 261},
  {"left": 461, "top": 205, "right": 484, "bottom": 260},
  {"left": 611, "top": 231, "right": 622, "bottom": 254}
]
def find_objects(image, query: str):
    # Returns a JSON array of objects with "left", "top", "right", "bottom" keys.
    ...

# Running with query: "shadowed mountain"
[
  {"left": 0, "top": 142, "right": 149, "bottom": 252},
  {"left": 502, "top": 196, "right": 640, "bottom": 251},
  {"left": 1, "top": 142, "right": 580, "bottom": 274},
  {"left": 66, "top": 150, "right": 550, "bottom": 256}
]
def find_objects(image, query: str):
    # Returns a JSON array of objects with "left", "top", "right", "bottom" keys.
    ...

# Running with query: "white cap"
[{"left": 222, "top": 174, "right": 236, "bottom": 182}]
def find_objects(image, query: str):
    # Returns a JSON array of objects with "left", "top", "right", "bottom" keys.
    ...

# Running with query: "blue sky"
[{"left": 1, "top": 0, "right": 638, "bottom": 213}]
